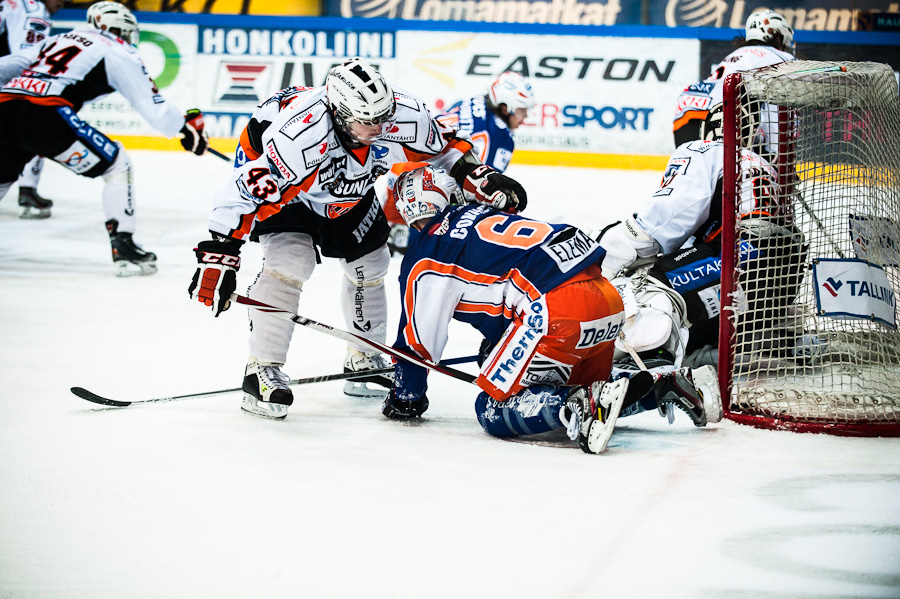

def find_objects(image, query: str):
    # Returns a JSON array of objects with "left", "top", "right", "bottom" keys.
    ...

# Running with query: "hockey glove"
[
  {"left": 451, "top": 162, "right": 527, "bottom": 213},
  {"left": 382, "top": 388, "right": 429, "bottom": 419},
  {"left": 189, "top": 237, "right": 242, "bottom": 316},
  {"left": 180, "top": 109, "right": 209, "bottom": 156}
]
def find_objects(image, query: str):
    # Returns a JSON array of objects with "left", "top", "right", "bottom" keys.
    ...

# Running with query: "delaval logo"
[{"left": 576, "top": 314, "right": 624, "bottom": 349}]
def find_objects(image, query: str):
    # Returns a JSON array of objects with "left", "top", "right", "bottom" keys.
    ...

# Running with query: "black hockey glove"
[
  {"left": 451, "top": 162, "right": 527, "bottom": 213},
  {"left": 189, "top": 237, "right": 242, "bottom": 316},
  {"left": 180, "top": 109, "right": 209, "bottom": 156},
  {"left": 382, "top": 388, "right": 429, "bottom": 419}
]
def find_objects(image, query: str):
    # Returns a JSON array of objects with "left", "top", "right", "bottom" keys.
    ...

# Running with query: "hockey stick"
[
  {"left": 233, "top": 294, "right": 479, "bottom": 385},
  {"left": 208, "top": 147, "right": 232, "bottom": 162},
  {"left": 70, "top": 354, "right": 478, "bottom": 407}
]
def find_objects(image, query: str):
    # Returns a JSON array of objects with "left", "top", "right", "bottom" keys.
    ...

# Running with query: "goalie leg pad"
[
  {"left": 247, "top": 233, "right": 316, "bottom": 364},
  {"left": 612, "top": 273, "right": 690, "bottom": 366}
]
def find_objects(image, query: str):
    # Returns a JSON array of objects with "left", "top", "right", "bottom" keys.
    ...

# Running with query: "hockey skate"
[
  {"left": 561, "top": 371, "right": 653, "bottom": 454},
  {"left": 653, "top": 365, "right": 722, "bottom": 427},
  {"left": 241, "top": 359, "right": 293, "bottom": 420},
  {"left": 107, "top": 219, "right": 157, "bottom": 277},
  {"left": 18, "top": 186, "right": 53, "bottom": 219},
  {"left": 343, "top": 349, "right": 394, "bottom": 397}
]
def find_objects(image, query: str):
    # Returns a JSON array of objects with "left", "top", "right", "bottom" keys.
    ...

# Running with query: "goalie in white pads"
[
  {"left": 595, "top": 139, "right": 806, "bottom": 422},
  {"left": 381, "top": 165, "right": 721, "bottom": 454},
  {"left": 187, "top": 58, "right": 528, "bottom": 420},
  {"left": 0, "top": 2, "right": 209, "bottom": 275}
]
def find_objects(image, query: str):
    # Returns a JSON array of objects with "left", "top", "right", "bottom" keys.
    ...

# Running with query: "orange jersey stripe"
[
  {"left": 0, "top": 94, "right": 73, "bottom": 108},
  {"left": 230, "top": 168, "right": 317, "bottom": 240},
  {"left": 239, "top": 127, "right": 261, "bottom": 160},
  {"left": 402, "top": 259, "right": 540, "bottom": 356}
]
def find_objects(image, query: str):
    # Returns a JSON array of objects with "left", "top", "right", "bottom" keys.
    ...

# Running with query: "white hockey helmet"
[
  {"left": 487, "top": 71, "right": 535, "bottom": 113},
  {"left": 393, "top": 166, "right": 459, "bottom": 227},
  {"left": 326, "top": 57, "right": 396, "bottom": 142},
  {"left": 745, "top": 10, "right": 794, "bottom": 52},
  {"left": 87, "top": 1, "right": 139, "bottom": 45}
]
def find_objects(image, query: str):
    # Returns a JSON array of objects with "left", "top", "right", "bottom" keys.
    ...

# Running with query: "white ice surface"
[{"left": 1, "top": 153, "right": 899, "bottom": 599}]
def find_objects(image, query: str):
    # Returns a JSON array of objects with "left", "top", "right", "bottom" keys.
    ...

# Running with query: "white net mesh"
[{"left": 724, "top": 61, "right": 900, "bottom": 431}]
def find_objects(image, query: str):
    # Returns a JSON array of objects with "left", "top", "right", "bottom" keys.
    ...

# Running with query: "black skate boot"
[
  {"left": 106, "top": 219, "right": 157, "bottom": 277},
  {"left": 18, "top": 187, "right": 53, "bottom": 219},
  {"left": 653, "top": 366, "right": 722, "bottom": 427},
  {"left": 241, "top": 359, "right": 293, "bottom": 419}
]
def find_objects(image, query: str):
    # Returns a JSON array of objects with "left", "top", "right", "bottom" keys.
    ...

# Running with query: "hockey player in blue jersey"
[
  {"left": 381, "top": 71, "right": 535, "bottom": 254},
  {"left": 380, "top": 166, "right": 721, "bottom": 454}
]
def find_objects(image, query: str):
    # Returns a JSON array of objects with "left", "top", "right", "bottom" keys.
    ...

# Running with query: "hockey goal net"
[{"left": 719, "top": 60, "right": 900, "bottom": 436}]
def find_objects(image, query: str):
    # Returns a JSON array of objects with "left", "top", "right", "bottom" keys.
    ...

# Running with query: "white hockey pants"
[{"left": 247, "top": 232, "right": 390, "bottom": 365}]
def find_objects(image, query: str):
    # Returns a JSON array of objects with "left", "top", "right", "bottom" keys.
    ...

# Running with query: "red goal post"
[{"left": 719, "top": 60, "right": 900, "bottom": 436}]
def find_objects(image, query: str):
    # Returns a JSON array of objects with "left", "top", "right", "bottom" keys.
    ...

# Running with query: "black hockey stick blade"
[
  {"left": 71, "top": 387, "right": 132, "bottom": 407},
  {"left": 208, "top": 147, "right": 232, "bottom": 162}
]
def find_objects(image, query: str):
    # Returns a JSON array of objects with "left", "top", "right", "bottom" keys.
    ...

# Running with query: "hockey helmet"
[
  {"left": 745, "top": 10, "right": 794, "bottom": 52},
  {"left": 326, "top": 57, "right": 396, "bottom": 143},
  {"left": 487, "top": 71, "right": 535, "bottom": 113},
  {"left": 393, "top": 166, "right": 459, "bottom": 227},
  {"left": 87, "top": 1, "right": 139, "bottom": 45}
]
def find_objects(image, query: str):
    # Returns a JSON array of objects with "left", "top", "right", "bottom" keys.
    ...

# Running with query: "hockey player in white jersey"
[
  {"left": 0, "top": 2, "right": 209, "bottom": 275},
  {"left": 379, "top": 166, "right": 722, "bottom": 453},
  {"left": 595, "top": 139, "right": 805, "bottom": 421},
  {"left": 0, "top": 0, "right": 61, "bottom": 218},
  {"left": 673, "top": 10, "right": 795, "bottom": 150},
  {"left": 188, "top": 57, "right": 528, "bottom": 420}
]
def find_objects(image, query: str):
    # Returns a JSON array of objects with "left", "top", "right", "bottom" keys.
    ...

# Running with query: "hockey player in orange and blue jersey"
[{"left": 380, "top": 165, "right": 667, "bottom": 453}]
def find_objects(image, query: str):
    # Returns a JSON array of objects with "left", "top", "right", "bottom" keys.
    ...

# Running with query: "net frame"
[{"left": 719, "top": 60, "right": 900, "bottom": 436}]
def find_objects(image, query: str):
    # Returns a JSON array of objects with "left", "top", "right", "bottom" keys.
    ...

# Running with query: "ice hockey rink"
[{"left": 1, "top": 151, "right": 898, "bottom": 598}]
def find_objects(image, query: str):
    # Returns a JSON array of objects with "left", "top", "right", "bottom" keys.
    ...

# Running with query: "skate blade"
[
  {"left": 115, "top": 261, "right": 158, "bottom": 277},
  {"left": 343, "top": 381, "right": 389, "bottom": 398},
  {"left": 19, "top": 206, "right": 51, "bottom": 220},
  {"left": 692, "top": 365, "right": 723, "bottom": 423},
  {"left": 241, "top": 394, "right": 288, "bottom": 419}
]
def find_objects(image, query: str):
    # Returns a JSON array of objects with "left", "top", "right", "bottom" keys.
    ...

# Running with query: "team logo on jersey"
[
  {"left": 656, "top": 157, "right": 691, "bottom": 195},
  {"left": 675, "top": 94, "right": 712, "bottom": 112},
  {"left": 214, "top": 62, "right": 272, "bottom": 104},
  {"left": 576, "top": 314, "right": 625, "bottom": 349},
  {"left": 325, "top": 169, "right": 385, "bottom": 199},
  {"left": 326, "top": 200, "right": 360, "bottom": 219}
]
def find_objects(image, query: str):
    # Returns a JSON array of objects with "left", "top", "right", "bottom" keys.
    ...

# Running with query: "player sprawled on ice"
[
  {"left": 594, "top": 139, "right": 805, "bottom": 419},
  {"left": 672, "top": 9, "right": 795, "bottom": 151},
  {"left": 379, "top": 71, "right": 535, "bottom": 254},
  {"left": 0, "top": 0, "right": 61, "bottom": 218},
  {"left": 188, "top": 57, "right": 527, "bottom": 420},
  {"left": 381, "top": 165, "right": 722, "bottom": 454},
  {"left": 0, "top": 2, "right": 209, "bottom": 275}
]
